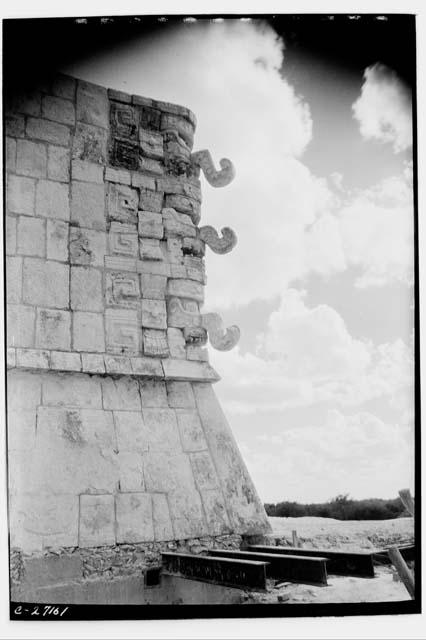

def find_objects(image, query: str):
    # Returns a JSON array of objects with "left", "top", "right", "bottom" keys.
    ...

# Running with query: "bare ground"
[{"left": 244, "top": 516, "right": 415, "bottom": 604}]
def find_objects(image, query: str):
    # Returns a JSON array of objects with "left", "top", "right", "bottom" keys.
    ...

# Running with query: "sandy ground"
[{"left": 245, "top": 516, "right": 415, "bottom": 604}]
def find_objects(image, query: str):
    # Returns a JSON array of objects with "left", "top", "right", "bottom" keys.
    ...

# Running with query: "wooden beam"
[{"left": 387, "top": 546, "right": 415, "bottom": 599}]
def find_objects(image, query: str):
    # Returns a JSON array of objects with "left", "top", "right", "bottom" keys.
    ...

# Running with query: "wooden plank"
[
  {"left": 249, "top": 545, "right": 375, "bottom": 578},
  {"left": 388, "top": 546, "right": 415, "bottom": 599},
  {"left": 399, "top": 489, "right": 415, "bottom": 516},
  {"left": 207, "top": 549, "right": 328, "bottom": 585},
  {"left": 161, "top": 552, "right": 268, "bottom": 591}
]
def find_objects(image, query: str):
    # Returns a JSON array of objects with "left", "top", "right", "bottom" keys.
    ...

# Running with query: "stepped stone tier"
[{"left": 5, "top": 73, "right": 270, "bottom": 600}]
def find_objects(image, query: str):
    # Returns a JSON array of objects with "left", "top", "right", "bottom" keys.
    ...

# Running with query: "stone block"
[
  {"left": 109, "top": 222, "right": 138, "bottom": 257},
  {"left": 73, "top": 311, "right": 105, "bottom": 353},
  {"left": 6, "top": 256, "right": 22, "bottom": 303},
  {"left": 165, "top": 238, "right": 183, "bottom": 265},
  {"left": 116, "top": 493, "right": 154, "bottom": 544},
  {"left": 71, "top": 266, "right": 103, "bottom": 312},
  {"left": 42, "top": 95, "right": 75, "bottom": 125},
  {"left": 117, "top": 452, "right": 145, "bottom": 492},
  {"left": 184, "top": 256, "right": 206, "bottom": 284},
  {"left": 167, "top": 328, "right": 186, "bottom": 359},
  {"left": 7, "top": 370, "right": 42, "bottom": 410},
  {"left": 108, "top": 88, "right": 131, "bottom": 103},
  {"left": 110, "top": 101, "right": 139, "bottom": 142},
  {"left": 26, "top": 117, "right": 70, "bottom": 146},
  {"left": 105, "top": 167, "right": 131, "bottom": 185},
  {"left": 143, "top": 452, "right": 195, "bottom": 493},
  {"left": 166, "top": 381, "right": 195, "bottom": 408},
  {"left": 141, "top": 299, "right": 167, "bottom": 330},
  {"left": 5, "top": 114, "right": 25, "bottom": 137},
  {"left": 76, "top": 80, "right": 109, "bottom": 129},
  {"left": 81, "top": 352, "right": 105, "bottom": 374},
  {"left": 72, "top": 122, "right": 108, "bottom": 164},
  {"left": 46, "top": 220, "right": 68, "bottom": 261},
  {"left": 162, "top": 359, "right": 220, "bottom": 382},
  {"left": 6, "top": 137, "right": 16, "bottom": 172},
  {"left": 16, "top": 139, "right": 47, "bottom": 178},
  {"left": 157, "top": 176, "right": 201, "bottom": 200},
  {"left": 175, "top": 409, "right": 208, "bottom": 452},
  {"left": 142, "top": 408, "right": 182, "bottom": 453},
  {"left": 137, "top": 259, "right": 171, "bottom": 277},
  {"left": 201, "top": 490, "right": 232, "bottom": 535},
  {"left": 139, "top": 128, "right": 164, "bottom": 160},
  {"left": 35, "top": 308, "right": 71, "bottom": 350},
  {"left": 42, "top": 372, "right": 102, "bottom": 408},
  {"left": 143, "top": 328, "right": 169, "bottom": 357},
  {"left": 51, "top": 73, "right": 76, "bottom": 100},
  {"left": 71, "top": 181, "right": 106, "bottom": 230},
  {"left": 139, "top": 188, "right": 164, "bottom": 213},
  {"left": 7, "top": 175, "right": 35, "bottom": 215},
  {"left": 6, "top": 89, "right": 41, "bottom": 116},
  {"left": 105, "top": 255, "right": 137, "bottom": 272},
  {"left": 139, "top": 380, "right": 168, "bottom": 407},
  {"left": 7, "top": 409, "right": 37, "bottom": 451},
  {"left": 138, "top": 211, "right": 163, "bottom": 239},
  {"left": 138, "top": 156, "right": 163, "bottom": 175},
  {"left": 105, "top": 271, "right": 140, "bottom": 308},
  {"left": 113, "top": 410, "right": 148, "bottom": 452},
  {"left": 107, "top": 183, "right": 138, "bottom": 225},
  {"left": 35, "top": 180, "right": 70, "bottom": 221},
  {"left": 104, "top": 355, "right": 133, "bottom": 375},
  {"left": 17, "top": 215, "right": 45, "bottom": 257},
  {"left": 22, "top": 258, "right": 69, "bottom": 308},
  {"left": 167, "top": 279, "right": 204, "bottom": 303},
  {"left": 139, "top": 104, "right": 161, "bottom": 130},
  {"left": 190, "top": 451, "right": 219, "bottom": 490},
  {"left": 79, "top": 494, "right": 115, "bottom": 547},
  {"left": 69, "top": 226, "right": 106, "bottom": 267},
  {"left": 152, "top": 493, "right": 174, "bottom": 541},
  {"left": 7, "top": 305, "right": 35, "bottom": 348},
  {"left": 139, "top": 237, "right": 163, "bottom": 261},
  {"left": 105, "top": 308, "right": 141, "bottom": 355},
  {"left": 10, "top": 493, "right": 79, "bottom": 552},
  {"left": 167, "top": 490, "right": 205, "bottom": 528},
  {"left": 72, "top": 159, "right": 104, "bottom": 183},
  {"left": 47, "top": 145, "right": 70, "bottom": 182},
  {"left": 164, "top": 194, "right": 200, "bottom": 224},
  {"left": 140, "top": 273, "right": 167, "bottom": 301},
  {"left": 6, "top": 215, "right": 17, "bottom": 254},
  {"left": 131, "top": 172, "right": 156, "bottom": 190},
  {"left": 162, "top": 207, "right": 196, "bottom": 238},
  {"left": 170, "top": 264, "right": 187, "bottom": 278},
  {"left": 186, "top": 345, "right": 209, "bottom": 361},
  {"left": 110, "top": 138, "right": 138, "bottom": 171},
  {"left": 160, "top": 112, "right": 194, "bottom": 147},
  {"left": 171, "top": 517, "right": 208, "bottom": 541},
  {"left": 50, "top": 351, "right": 82, "bottom": 372},
  {"left": 101, "top": 377, "right": 141, "bottom": 411},
  {"left": 131, "top": 357, "right": 164, "bottom": 377},
  {"left": 167, "top": 297, "right": 201, "bottom": 329},
  {"left": 15, "top": 348, "right": 50, "bottom": 369}
]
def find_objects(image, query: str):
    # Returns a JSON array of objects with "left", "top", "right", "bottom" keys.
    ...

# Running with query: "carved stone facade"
[{"left": 5, "top": 74, "right": 270, "bottom": 602}]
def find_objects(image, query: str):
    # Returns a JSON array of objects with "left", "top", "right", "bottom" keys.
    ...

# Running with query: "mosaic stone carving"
[
  {"left": 191, "top": 150, "right": 235, "bottom": 188},
  {"left": 183, "top": 326, "right": 208, "bottom": 346},
  {"left": 199, "top": 226, "right": 237, "bottom": 255},
  {"left": 201, "top": 312, "right": 240, "bottom": 351}
]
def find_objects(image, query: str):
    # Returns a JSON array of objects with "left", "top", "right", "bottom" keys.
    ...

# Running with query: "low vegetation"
[{"left": 265, "top": 494, "right": 408, "bottom": 520}]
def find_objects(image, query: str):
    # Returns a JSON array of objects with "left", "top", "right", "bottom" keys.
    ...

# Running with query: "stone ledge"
[{"left": 8, "top": 348, "right": 220, "bottom": 382}]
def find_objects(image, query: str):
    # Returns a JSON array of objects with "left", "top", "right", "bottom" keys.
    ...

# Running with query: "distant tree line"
[{"left": 264, "top": 494, "right": 408, "bottom": 520}]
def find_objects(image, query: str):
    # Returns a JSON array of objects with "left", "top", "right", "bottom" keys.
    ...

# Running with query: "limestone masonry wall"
[{"left": 5, "top": 73, "right": 270, "bottom": 600}]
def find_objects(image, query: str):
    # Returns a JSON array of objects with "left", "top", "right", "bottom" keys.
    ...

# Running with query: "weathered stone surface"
[
  {"left": 42, "top": 95, "right": 75, "bottom": 125},
  {"left": 72, "top": 159, "right": 104, "bottom": 183},
  {"left": 162, "top": 359, "right": 220, "bottom": 382},
  {"left": 143, "top": 452, "right": 195, "bottom": 493},
  {"left": 191, "top": 150, "right": 236, "bottom": 188},
  {"left": 139, "top": 128, "right": 164, "bottom": 159},
  {"left": 138, "top": 156, "right": 163, "bottom": 176},
  {"left": 71, "top": 266, "right": 103, "bottom": 312},
  {"left": 105, "top": 166, "right": 131, "bottom": 185},
  {"left": 157, "top": 176, "right": 201, "bottom": 201},
  {"left": 130, "top": 357, "right": 163, "bottom": 377},
  {"left": 201, "top": 490, "right": 232, "bottom": 535},
  {"left": 77, "top": 80, "right": 109, "bottom": 129},
  {"left": 79, "top": 495, "right": 115, "bottom": 547},
  {"left": 110, "top": 139, "right": 139, "bottom": 171},
  {"left": 105, "top": 271, "right": 140, "bottom": 309},
  {"left": 104, "top": 355, "right": 133, "bottom": 375},
  {"left": 81, "top": 352, "right": 105, "bottom": 374},
  {"left": 35, "top": 308, "right": 71, "bottom": 350},
  {"left": 21, "top": 554, "right": 83, "bottom": 589},
  {"left": 117, "top": 451, "right": 145, "bottom": 491},
  {"left": 143, "top": 409, "right": 182, "bottom": 453},
  {"left": 47, "top": 145, "right": 70, "bottom": 182},
  {"left": 110, "top": 101, "right": 139, "bottom": 141},
  {"left": 202, "top": 312, "right": 240, "bottom": 351},
  {"left": 139, "top": 380, "right": 168, "bottom": 407},
  {"left": 184, "top": 256, "right": 206, "bottom": 284},
  {"left": 175, "top": 409, "right": 207, "bottom": 452},
  {"left": 7, "top": 175, "right": 35, "bottom": 215},
  {"left": 167, "top": 279, "right": 204, "bottom": 303},
  {"left": 190, "top": 451, "right": 219, "bottom": 491},
  {"left": 36, "top": 179, "right": 70, "bottom": 220},
  {"left": 139, "top": 104, "right": 161, "bottom": 130},
  {"left": 6, "top": 256, "right": 22, "bottom": 303},
  {"left": 167, "top": 297, "right": 201, "bottom": 329},
  {"left": 42, "top": 372, "right": 102, "bottom": 408},
  {"left": 139, "top": 238, "right": 164, "bottom": 261},
  {"left": 131, "top": 173, "right": 156, "bottom": 190},
  {"left": 164, "top": 194, "right": 201, "bottom": 224},
  {"left": 161, "top": 113, "right": 194, "bottom": 148},
  {"left": 50, "top": 351, "right": 82, "bottom": 372},
  {"left": 26, "top": 117, "right": 70, "bottom": 146},
  {"left": 6, "top": 137, "right": 17, "bottom": 172},
  {"left": 109, "top": 222, "right": 138, "bottom": 257},
  {"left": 141, "top": 299, "right": 167, "bottom": 330},
  {"left": 167, "top": 490, "right": 206, "bottom": 533},
  {"left": 105, "top": 255, "right": 137, "bottom": 272},
  {"left": 138, "top": 210, "right": 163, "bottom": 239},
  {"left": 101, "top": 377, "right": 141, "bottom": 411},
  {"left": 23, "top": 258, "right": 69, "bottom": 308},
  {"left": 71, "top": 181, "right": 105, "bottom": 230},
  {"left": 139, "top": 188, "right": 164, "bottom": 213},
  {"left": 69, "top": 227, "right": 106, "bottom": 267},
  {"left": 140, "top": 273, "right": 167, "bottom": 299},
  {"left": 73, "top": 312, "right": 105, "bottom": 353},
  {"left": 143, "top": 329, "right": 169, "bottom": 357},
  {"left": 7, "top": 409, "right": 37, "bottom": 451},
  {"left": 116, "top": 493, "right": 154, "bottom": 543},
  {"left": 152, "top": 493, "right": 174, "bottom": 541},
  {"left": 7, "top": 370, "right": 42, "bottom": 409},
  {"left": 17, "top": 215, "right": 45, "bottom": 257},
  {"left": 114, "top": 411, "right": 148, "bottom": 452},
  {"left": 186, "top": 345, "right": 209, "bottom": 362},
  {"left": 166, "top": 381, "right": 195, "bottom": 408},
  {"left": 6, "top": 114, "right": 25, "bottom": 137},
  {"left": 166, "top": 237, "right": 183, "bottom": 265},
  {"left": 162, "top": 207, "right": 196, "bottom": 238},
  {"left": 105, "top": 308, "right": 141, "bottom": 355},
  {"left": 167, "top": 328, "right": 186, "bottom": 359},
  {"left": 72, "top": 122, "right": 108, "bottom": 164},
  {"left": 16, "top": 139, "right": 47, "bottom": 178},
  {"left": 6, "top": 90, "right": 41, "bottom": 116},
  {"left": 15, "top": 348, "right": 50, "bottom": 369},
  {"left": 51, "top": 73, "right": 76, "bottom": 100},
  {"left": 137, "top": 259, "right": 171, "bottom": 277},
  {"left": 7, "top": 304, "right": 35, "bottom": 348},
  {"left": 107, "top": 183, "right": 138, "bottom": 225},
  {"left": 6, "top": 215, "right": 17, "bottom": 254}
]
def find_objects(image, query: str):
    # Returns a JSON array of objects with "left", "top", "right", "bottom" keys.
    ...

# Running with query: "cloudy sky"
[{"left": 58, "top": 15, "right": 415, "bottom": 503}]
